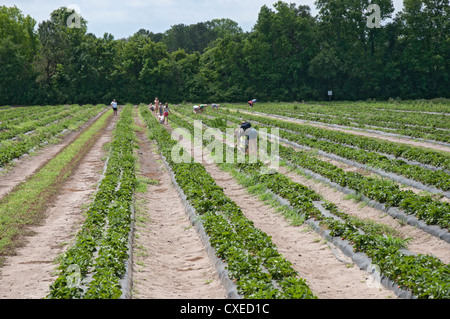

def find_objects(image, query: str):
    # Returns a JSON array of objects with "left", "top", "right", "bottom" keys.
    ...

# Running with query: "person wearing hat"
[
  {"left": 237, "top": 121, "right": 257, "bottom": 155},
  {"left": 111, "top": 99, "right": 118, "bottom": 116}
]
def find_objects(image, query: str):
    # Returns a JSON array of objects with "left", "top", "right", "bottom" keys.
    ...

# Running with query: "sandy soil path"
[
  {"left": 279, "top": 166, "right": 450, "bottom": 264},
  {"left": 131, "top": 111, "right": 226, "bottom": 299},
  {"left": 0, "top": 113, "right": 117, "bottom": 299},
  {"left": 0, "top": 109, "right": 108, "bottom": 201},
  {"left": 201, "top": 163, "right": 397, "bottom": 299},
  {"left": 168, "top": 121, "right": 398, "bottom": 299},
  {"left": 195, "top": 114, "right": 450, "bottom": 263}
]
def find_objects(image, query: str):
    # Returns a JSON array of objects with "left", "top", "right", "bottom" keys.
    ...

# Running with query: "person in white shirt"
[
  {"left": 111, "top": 99, "right": 118, "bottom": 116},
  {"left": 193, "top": 105, "right": 200, "bottom": 114},
  {"left": 237, "top": 121, "right": 257, "bottom": 155}
]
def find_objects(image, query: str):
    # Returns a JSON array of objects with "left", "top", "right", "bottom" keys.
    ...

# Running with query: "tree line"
[{"left": 0, "top": 0, "right": 448, "bottom": 106}]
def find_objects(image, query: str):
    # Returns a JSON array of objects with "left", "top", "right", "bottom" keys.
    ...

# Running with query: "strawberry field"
[{"left": 0, "top": 101, "right": 449, "bottom": 300}]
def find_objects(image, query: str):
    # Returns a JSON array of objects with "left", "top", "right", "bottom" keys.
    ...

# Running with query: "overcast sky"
[{"left": 4, "top": 0, "right": 404, "bottom": 39}]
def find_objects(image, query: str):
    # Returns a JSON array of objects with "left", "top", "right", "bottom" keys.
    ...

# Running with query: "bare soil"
[
  {"left": 0, "top": 105, "right": 446, "bottom": 300},
  {"left": 131, "top": 111, "right": 226, "bottom": 299},
  {"left": 0, "top": 113, "right": 117, "bottom": 299},
  {"left": 0, "top": 109, "right": 108, "bottom": 201},
  {"left": 171, "top": 122, "right": 398, "bottom": 299},
  {"left": 278, "top": 166, "right": 450, "bottom": 264}
]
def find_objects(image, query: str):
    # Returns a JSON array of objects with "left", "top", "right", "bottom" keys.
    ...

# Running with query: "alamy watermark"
[
  {"left": 366, "top": 264, "right": 383, "bottom": 289},
  {"left": 366, "top": 4, "right": 381, "bottom": 29},
  {"left": 66, "top": 4, "right": 82, "bottom": 29},
  {"left": 66, "top": 264, "right": 82, "bottom": 289}
]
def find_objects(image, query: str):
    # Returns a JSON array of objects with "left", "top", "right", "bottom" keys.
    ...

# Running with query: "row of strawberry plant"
[
  {"left": 278, "top": 146, "right": 450, "bottom": 230},
  {"left": 47, "top": 104, "right": 136, "bottom": 299},
  {"left": 0, "top": 105, "right": 68, "bottom": 130},
  {"left": 237, "top": 163, "right": 450, "bottom": 299},
  {"left": 218, "top": 107, "right": 450, "bottom": 170},
  {"left": 303, "top": 100, "right": 450, "bottom": 113},
  {"left": 234, "top": 103, "right": 450, "bottom": 143},
  {"left": 198, "top": 108, "right": 450, "bottom": 192},
  {"left": 0, "top": 105, "right": 62, "bottom": 122},
  {"left": 262, "top": 102, "right": 450, "bottom": 129},
  {"left": 174, "top": 108, "right": 450, "bottom": 231},
  {"left": 0, "top": 109, "right": 113, "bottom": 259},
  {"left": 139, "top": 105, "right": 316, "bottom": 299},
  {"left": 280, "top": 109, "right": 450, "bottom": 143},
  {"left": 0, "top": 104, "right": 105, "bottom": 168},
  {"left": 0, "top": 106, "right": 78, "bottom": 141},
  {"left": 170, "top": 111, "right": 450, "bottom": 299}
]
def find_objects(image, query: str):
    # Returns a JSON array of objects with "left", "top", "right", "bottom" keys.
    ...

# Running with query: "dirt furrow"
[
  {"left": 169, "top": 122, "right": 398, "bottom": 299},
  {"left": 202, "top": 164, "right": 398, "bottom": 299},
  {"left": 278, "top": 165, "right": 450, "bottom": 264},
  {"left": 131, "top": 111, "right": 226, "bottom": 299},
  {"left": 0, "top": 113, "right": 117, "bottom": 299},
  {"left": 0, "top": 109, "right": 108, "bottom": 201}
]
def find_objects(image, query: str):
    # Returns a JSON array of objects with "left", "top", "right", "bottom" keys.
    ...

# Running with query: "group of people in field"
[
  {"left": 192, "top": 99, "right": 255, "bottom": 114},
  {"left": 111, "top": 98, "right": 258, "bottom": 155},
  {"left": 111, "top": 98, "right": 256, "bottom": 120},
  {"left": 148, "top": 97, "right": 171, "bottom": 125}
]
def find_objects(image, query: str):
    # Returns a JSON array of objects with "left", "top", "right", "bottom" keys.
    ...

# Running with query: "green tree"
[
  {"left": 114, "top": 33, "right": 169, "bottom": 103},
  {"left": 1, "top": 2, "right": 448, "bottom": 106},
  {"left": 244, "top": 2, "right": 317, "bottom": 100},
  {"left": 0, "top": 6, "right": 39, "bottom": 105},
  {"left": 207, "top": 18, "right": 243, "bottom": 38},
  {"left": 163, "top": 19, "right": 242, "bottom": 54},
  {"left": 164, "top": 22, "right": 216, "bottom": 53},
  {"left": 393, "top": 0, "right": 450, "bottom": 98},
  {"left": 313, "top": 0, "right": 395, "bottom": 100},
  {"left": 197, "top": 33, "right": 249, "bottom": 102},
  {"left": 34, "top": 7, "right": 88, "bottom": 104}
]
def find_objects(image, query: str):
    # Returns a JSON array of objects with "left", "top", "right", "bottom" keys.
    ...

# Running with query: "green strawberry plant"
[
  {"left": 139, "top": 105, "right": 317, "bottom": 299},
  {"left": 48, "top": 105, "right": 136, "bottom": 299},
  {"left": 169, "top": 109, "right": 450, "bottom": 299}
]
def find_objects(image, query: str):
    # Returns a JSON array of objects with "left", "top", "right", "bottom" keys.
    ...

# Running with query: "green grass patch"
[
  {"left": 135, "top": 176, "right": 159, "bottom": 193},
  {"left": 0, "top": 109, "right": 112, "bottom": 263}
]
